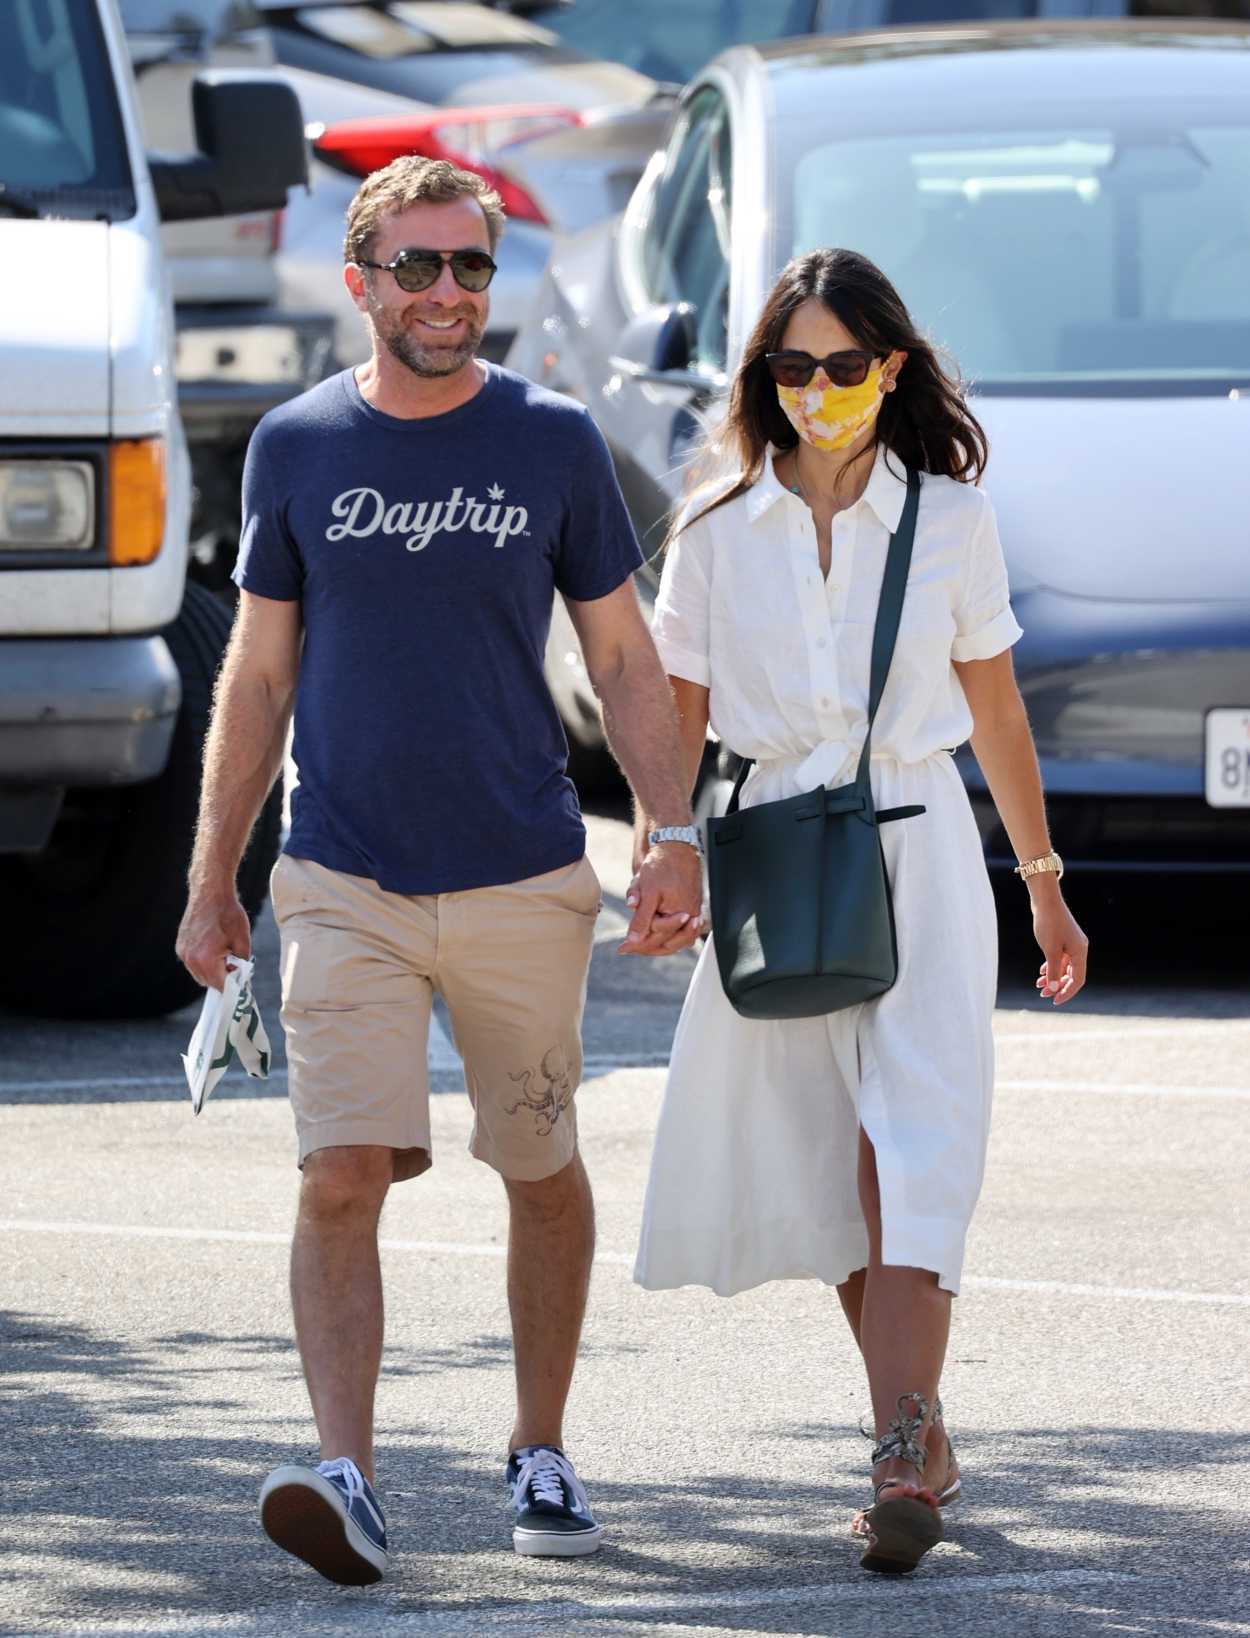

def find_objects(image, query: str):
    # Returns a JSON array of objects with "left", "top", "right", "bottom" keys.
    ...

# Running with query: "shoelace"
[
  {"left": 317, "top": 1457, "right": 377, "bottom": 1525},
  {"left": 512, "top": 1447, "right": 587, "bottom": 1513}
]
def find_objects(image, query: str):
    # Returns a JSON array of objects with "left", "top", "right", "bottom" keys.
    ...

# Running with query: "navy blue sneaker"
[
  {"left": 506, "top": 1444, "right": 602, "bottom": 1557},
  {"left": 259, "top": 1457, "right": 389, "bottom": 1585}
]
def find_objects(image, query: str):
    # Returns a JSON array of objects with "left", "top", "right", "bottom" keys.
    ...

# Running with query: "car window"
[
  {"left": 524, "top": 0, "right": 813, "bottom": 85},
  {"left": 788, "top": 118, "right": 1250, "bottom": 386},
  {"left": 642, "top": 87, "right": 733, "bottom": 368},
  {"left": 0, "top": 0, "right": 135, "bottom": 214}
]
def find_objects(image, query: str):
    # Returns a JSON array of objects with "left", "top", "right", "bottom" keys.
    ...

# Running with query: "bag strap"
[
  {"left": 726, "top": 466, "right": 921, "bottom": 816},
  {"left": 855, "top": 466, "right": 920, "bottom": 796}
]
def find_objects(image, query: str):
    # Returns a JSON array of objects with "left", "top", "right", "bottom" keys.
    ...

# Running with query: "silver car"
[{"left": 511, "top": 20, "right": 1250, "bottom": 868}]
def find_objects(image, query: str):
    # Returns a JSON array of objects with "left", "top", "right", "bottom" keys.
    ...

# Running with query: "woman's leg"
[
  {"left": 855, "top": 1126, "right": 954, "bottom": 1503},
  {"left": 836, "top": 1265, "right": 954, "bottom": 1487},
  {"left": 835, "top": 1268, "right": 866, "bottom": 1345}
]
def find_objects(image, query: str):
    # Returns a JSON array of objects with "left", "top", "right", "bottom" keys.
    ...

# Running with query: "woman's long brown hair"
[{"left": 678, "top": 248, "right": 987, "bottom": 537}]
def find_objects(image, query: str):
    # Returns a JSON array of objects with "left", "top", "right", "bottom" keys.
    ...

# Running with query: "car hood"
[
  {"left": 976, "top": 393, "right": 1250, "bottom": 603},
  {"left": 0, "top": 220, "right": 111, "bottom": 437}
]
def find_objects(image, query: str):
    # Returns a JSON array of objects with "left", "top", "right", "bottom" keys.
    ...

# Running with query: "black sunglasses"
[
  {"left": 765, "top": 349, "right": 878, "bottom": 389},
  {"left": 356, "top": 247, "right": 497, "bottom": 294}
]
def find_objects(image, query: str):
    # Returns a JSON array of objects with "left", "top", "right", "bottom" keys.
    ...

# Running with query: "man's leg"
[
  {"left": 291, "top": 1144, "right": 393, "bottom": 1481},
  {"left": 504, "top": 1151, "right": 595, "bottom": 1453}
]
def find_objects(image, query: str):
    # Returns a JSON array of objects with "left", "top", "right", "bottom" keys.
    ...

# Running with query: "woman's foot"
[
  {"left": 921, "top": 1408, "right": 961, "bottom": 1506},
  {"left": 868, "top": 1453, "right": 941, "bottom": 1510},
  {"left": 859, "top": 1402, "right": 960, "bottom": 1504},
  {"left": 852, "top": 1393, "right": 946, "bottom": 1573}
]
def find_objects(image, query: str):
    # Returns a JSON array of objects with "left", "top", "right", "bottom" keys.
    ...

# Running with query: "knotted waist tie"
[{"left": 745, "top": 740, "right": 931, "bottom": 825}]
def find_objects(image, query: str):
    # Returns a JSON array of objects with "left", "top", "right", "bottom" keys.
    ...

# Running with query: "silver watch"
[{"left": 647, "top": 824, "right": 704, "bottom": 857}]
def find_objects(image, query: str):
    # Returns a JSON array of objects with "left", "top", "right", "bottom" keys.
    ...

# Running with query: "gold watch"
[{"left": 1015, "top": 851, "right": 1063, "bottom": 881}]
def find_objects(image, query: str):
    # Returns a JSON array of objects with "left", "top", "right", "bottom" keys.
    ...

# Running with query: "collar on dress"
[{"left": 744, "top": 442, "right": 909, "bottom": 532}]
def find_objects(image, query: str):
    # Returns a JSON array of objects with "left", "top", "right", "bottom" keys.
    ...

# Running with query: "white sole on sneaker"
[
  {"left": 259, "top": 1466, "right": 388, "bottom": 1585},
  {"left": 513, "top": 1522, "right": 603, "bottom": 1558}
]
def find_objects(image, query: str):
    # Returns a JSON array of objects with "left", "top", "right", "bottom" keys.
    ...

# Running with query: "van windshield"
[
  {"left": 786, "top": 114, "right": 1250, "bottom": 391},
  {"left": 0, "top": 0, "right": 135, "bottom": 219}
]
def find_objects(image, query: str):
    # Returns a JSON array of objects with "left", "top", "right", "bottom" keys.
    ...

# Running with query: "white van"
[{"left": 0, "top": 0, "right": 307, "bottom": 1019}]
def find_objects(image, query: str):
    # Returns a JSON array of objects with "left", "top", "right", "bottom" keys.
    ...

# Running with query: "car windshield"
[
  {"left": 0, "top": 0, "right": 134, "bottom": 217},
  {"left": 787, "top": 116, "right": 1250, "bottom": 389},
  {"left": 523, "top": 0, "right": 813, "bottom": 84}
]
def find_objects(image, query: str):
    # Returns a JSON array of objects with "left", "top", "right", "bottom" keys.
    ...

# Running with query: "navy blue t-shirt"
[{"left": 233, "top": 364, "right": 642, "bottom": 893}]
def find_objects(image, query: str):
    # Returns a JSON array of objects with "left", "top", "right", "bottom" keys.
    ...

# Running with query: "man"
[{"left": 175, "top": 156, "right": 703, "bottom": 1586}]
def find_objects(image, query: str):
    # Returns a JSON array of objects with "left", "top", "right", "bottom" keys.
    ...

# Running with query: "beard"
[{"left": 369, "top": 294, "right": 485, "bottom": 378}]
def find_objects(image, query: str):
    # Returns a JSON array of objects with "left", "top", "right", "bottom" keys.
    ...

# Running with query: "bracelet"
[{"left": 1015, "top": 850, "right": 1063, "bottom": 881}]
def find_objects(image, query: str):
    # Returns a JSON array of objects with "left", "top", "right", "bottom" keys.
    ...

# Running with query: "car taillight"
[{"left": 311, "top": 105, "right": 582, "bottom": 226}]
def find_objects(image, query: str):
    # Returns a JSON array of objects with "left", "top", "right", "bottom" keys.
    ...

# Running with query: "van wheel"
[{"left": 0, "top": 583, "right": 282, "bottom": 1021}]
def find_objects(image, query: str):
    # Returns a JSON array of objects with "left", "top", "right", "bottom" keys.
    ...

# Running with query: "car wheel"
[{"left": 0, "top": 584, "right": 281, "bottom": 1020}]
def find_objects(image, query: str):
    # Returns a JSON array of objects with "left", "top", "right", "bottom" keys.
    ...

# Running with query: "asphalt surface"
[{"left": 2, "top": 800, "right": 1248, "bottom": 1638}]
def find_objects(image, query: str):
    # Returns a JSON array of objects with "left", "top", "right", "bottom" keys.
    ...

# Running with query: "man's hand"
[
  {"left": 176, "top": 884, "right": 252, "bottom": 991},
  {"left": 620, "top": 842, "right": 704, "bottom": 957}
]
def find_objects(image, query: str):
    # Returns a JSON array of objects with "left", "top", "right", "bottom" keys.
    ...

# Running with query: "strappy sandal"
[
  {"left": 858, "top": 1396, "right": 962, "bottom": 1508},
  {"left": 852, "top": 1393, "right": 944, "bottom": 1575},
  {"left": 927, "top": 1397, "right": 962, "bottom": 1509}
]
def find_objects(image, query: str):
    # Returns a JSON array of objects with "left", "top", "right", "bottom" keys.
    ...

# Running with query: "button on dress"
[{"left": 634, "top": 446, "right": 1022, "bottom": 1298}]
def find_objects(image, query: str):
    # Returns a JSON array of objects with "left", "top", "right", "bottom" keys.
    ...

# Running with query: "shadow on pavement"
[{"left": 3, "top": 1305, "right": 1245, "bottom": 1633}]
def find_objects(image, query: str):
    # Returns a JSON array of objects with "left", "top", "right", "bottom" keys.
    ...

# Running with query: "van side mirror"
[
  {"left": 609, "top": 303, "right": 725, "bottom": 392},
  {"left": 150, "top": 73, "right": 308, "bottom": 223}
]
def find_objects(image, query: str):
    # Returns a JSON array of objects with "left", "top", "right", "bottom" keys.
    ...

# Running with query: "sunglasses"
[
  {"left": 765, "top": 349, "right": 878, "bottom": 389},
  {"left": 356, "top": 247, "right": 497, "bottom": 294}
]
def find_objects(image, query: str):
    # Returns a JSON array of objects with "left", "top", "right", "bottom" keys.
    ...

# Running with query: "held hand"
[
  {"left": 1031, "top": 892, "right": 1089, "bottom": 1005},
  {"left": 621, "top": 842, "right": 705, "bottom": 957},
  {"left": 176, "top": 885, "right": 252, "bottom": 991}
]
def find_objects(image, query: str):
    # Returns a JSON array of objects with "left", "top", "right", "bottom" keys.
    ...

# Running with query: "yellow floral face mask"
[{"left": 776, "top": 365, "right": 885, "bottom": 452}]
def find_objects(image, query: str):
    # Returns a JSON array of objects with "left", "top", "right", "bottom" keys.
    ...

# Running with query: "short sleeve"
[
  {"left": 553, "top": 412, "right": 644, "bottom": 601},
  {"left": 651, "top": 508, "right": 713, "bottom": 688},
  {"left": 232, "top": 428, "right": 304, "bottom": 601},
  {"left": 951, "top": 491, "right": 1023, "bottom": 662}
]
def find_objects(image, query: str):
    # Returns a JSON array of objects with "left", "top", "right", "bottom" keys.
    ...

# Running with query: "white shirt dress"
[{"left": 634, "top": 445, "right": 1023, "bottom": 1299}]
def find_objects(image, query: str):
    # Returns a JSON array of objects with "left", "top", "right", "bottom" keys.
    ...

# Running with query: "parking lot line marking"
[
  {"left": 996, "top": 1078, "right": 1250, "bottom": 1100},
  {"left": 2, "top": 1067, "right": 1247, "bottom": 1099},
  {"left": 995, "top": 1021, "right": 1250, "bottom": 1045},
  {"left": 2, "top": 1218, "right": 1246, "bottom": 1307},
  {"left": 0, "top": 1054, "right": 673, "bottom": 1097}
]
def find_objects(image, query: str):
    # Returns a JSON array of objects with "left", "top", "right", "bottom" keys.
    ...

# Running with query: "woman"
[{"left": 631, "top": 249, "right": 1088, "bottom": 1573}]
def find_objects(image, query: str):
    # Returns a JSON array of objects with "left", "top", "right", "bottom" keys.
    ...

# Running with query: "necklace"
[{"left": 787, "top": 454, "right": 810, "bottom": 507}]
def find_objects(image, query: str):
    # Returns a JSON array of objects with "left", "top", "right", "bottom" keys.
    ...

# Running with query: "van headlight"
[{"left": 0, "top": 461, "right": 95, "bottom": 550}]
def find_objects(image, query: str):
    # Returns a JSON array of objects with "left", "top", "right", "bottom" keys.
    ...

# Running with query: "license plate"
[
  {"left": 1205, "top": 708, "right": 1250, "bottom": 807},
  {"left": 176, "top": 326, "right": 304, "bottom": 387}
]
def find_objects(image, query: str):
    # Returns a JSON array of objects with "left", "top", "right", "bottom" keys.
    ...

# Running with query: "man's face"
[{"left": 348, "top": 197, "right": 492, "bottom": 379}]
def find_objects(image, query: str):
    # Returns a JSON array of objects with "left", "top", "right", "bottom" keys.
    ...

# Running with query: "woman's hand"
[{"left": 1030, "top": 888, "right": 1089, "bottom": 1005}]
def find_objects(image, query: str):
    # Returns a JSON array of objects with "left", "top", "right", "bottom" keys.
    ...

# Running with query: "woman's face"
[{"left": 773, "top": 297, "right": 905, "bottom": 453}]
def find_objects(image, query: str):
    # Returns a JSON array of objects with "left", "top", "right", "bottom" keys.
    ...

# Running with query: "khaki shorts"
[{"left": 269, "top": 852, "right": 601, "bottom": 1183}]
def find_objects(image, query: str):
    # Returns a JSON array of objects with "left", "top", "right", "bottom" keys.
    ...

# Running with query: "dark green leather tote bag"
[{"left": 706, "top": 469, "right": 925, "bottom": 1021}]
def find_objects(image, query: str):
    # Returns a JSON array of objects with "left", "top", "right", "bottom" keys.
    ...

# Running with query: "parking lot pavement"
[{"left": 1, "top": 803, "right": 1248, "bottom": 1637}]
